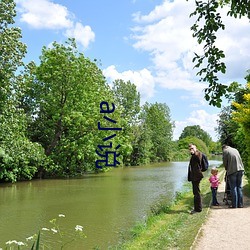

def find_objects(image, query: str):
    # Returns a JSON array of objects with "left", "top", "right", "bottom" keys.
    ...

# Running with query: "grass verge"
[{"left": 110, "top": 170, "right": 225, "bottom": 250}]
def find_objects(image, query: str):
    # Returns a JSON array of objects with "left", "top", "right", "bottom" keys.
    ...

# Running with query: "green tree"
[
  {"left": 111, "top": 79, "right": 141, "bottom": 165},
  {"left": 140, "top": 102, "right": 174, "bottom": 162},
  {"left": 216, "top": 106, "right": 239, "bottom": 147},
  {"left": 178, "top": 136, "right": 209, "bottom": 156},
  {"left": 230, "top": 79, "right": 250, "bottom": 176},
  {"left": 179, "top": 125, "right": 212, "bottom": 146},
  {"left": 208, "top": 141, "right": 222, "bottom": 155},
  {"left": 216, "top": 73, "right": 250, "bottom": 150},
  {"left": 0, "top": 0, "right": 47, "bottom": 182},
  {"left": 190, "top": 0, "right": 250, "bottom": 107},
  {"left": 129, "top": 122, "right": 153, "bottom": 165},
  {"left": 112, "top": 79, "right": 140, "bottom": 124},
  {"left": 24, "top": 39, "right": 131, "bottom": 175},
  {"left": 0, "top": 0, "right": 27, "bottom": 109}
]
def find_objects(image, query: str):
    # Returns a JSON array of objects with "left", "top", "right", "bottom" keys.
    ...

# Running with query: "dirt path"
[{"left": 192, "top": 174, "right": 250, "bottom": 250}]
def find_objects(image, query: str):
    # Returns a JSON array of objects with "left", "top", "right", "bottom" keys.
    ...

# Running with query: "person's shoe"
[
  {"left": 238, "top": 205, "right": 243, "bottom": 208},
  {"left": 190, "top": 209, "right": 201, "bottom": 214},
  {"left": 212, "top": 203, "right": 220, "bottom": 206},
  {"left": 228, "top": 205, "right": 236, "bottom": 208}
]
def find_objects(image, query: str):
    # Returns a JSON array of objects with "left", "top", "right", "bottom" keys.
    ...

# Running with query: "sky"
[{"left": 14, "top": 0, "right": 250, "bottom": 141}]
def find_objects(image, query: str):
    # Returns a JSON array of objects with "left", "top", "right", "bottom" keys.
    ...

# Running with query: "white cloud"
[
  {"left": 16, "top": 0, "right": 95, "bottom": 48},
  {"left": 214, "top": 7, "right": 250, "bottom": 81},
  {"left": 129, "top": 0, "right": 209, "bottom": 104},
  {"left": 103, "top": 65, "right": 155, "bottom": 103},
  {"left": 65, "top": 22, "right": 95, "bottom": 48},
  {"left": 130, "top": 0, "right": 250, "bottom": 96},
  {"left": 173, "top": 110, "right": 219, "bottom": 141},
  {"left": 16, "top": 0, "right": 73, "bottom": 29}
]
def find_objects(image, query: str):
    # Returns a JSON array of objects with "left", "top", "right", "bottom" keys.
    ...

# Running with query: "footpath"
[{"left": 191, "top": 173, "right": 250, "bottom": 250}]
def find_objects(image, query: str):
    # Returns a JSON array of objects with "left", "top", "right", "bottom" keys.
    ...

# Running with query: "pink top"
[{"left": 209, "top": 175, "right": 219, "bottom": 188}]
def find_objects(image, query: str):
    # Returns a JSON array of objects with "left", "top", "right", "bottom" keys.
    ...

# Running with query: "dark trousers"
[
  {"left": 192, "top": 181, "right": 202, "bottom": 212},
  {"left": 228, "top": 170, "right": 244, "bottom": 208},
  {"left": 211, "top": 187, "right": 218, "bottom": 205}
]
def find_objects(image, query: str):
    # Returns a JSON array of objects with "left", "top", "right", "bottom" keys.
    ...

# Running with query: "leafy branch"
[{"left": 190, "top": 0, "right": 250, "bottom": 107}]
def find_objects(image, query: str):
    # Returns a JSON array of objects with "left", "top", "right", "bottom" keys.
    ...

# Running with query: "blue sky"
[{"left": 14, "top": 0, "right": 250, "bottom": 141}]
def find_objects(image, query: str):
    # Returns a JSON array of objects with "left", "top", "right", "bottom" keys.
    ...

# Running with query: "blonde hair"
[{"left": 211, "top": 167, "right": 218, "bottom": 175}]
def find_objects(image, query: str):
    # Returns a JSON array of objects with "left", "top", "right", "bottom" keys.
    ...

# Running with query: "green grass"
[
  {"left": 243, "top": 177, "right": 250, "bottom": 197},
  {"left": 110, "top": 170, "right": 225, "bottom": 250}
]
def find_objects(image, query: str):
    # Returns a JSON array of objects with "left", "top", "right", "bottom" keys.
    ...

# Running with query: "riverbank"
[{"left": 111, "top": 168, "right": 224, "bottom": 249}]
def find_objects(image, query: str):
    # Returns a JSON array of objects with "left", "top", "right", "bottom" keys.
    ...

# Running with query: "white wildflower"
[
  {"left": 51, "top": 228, "right": 58, "bottom": 233},
  {"left": 26, "top": 236, "right": 34, "bottom": 241},
  {"left": 58, "top": 214, "right": 65, "bottom": 217},
  {"left": 6, "top": 240, "right": 17, "bottom": 245},
  {"left": 42, "top": 227, "right": 50, "bottom": 231},
  {"left": 17, "top": 241, "right": 25, "bottom": 246},
  {"left": 75, "top": 225, "right": 83, "bottom": 231}
]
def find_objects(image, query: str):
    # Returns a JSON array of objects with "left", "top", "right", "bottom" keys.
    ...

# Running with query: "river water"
[{"left": 0, "top": 160, "right": 221, "bottom": 249}]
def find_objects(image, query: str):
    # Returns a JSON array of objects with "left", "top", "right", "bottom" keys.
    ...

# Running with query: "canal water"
[{"left": 0, "top": 160, "right": 221, "bottom": 249}]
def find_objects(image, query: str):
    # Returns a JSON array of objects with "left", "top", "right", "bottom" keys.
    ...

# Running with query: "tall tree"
[
  {"left": 24, "top": 39, "right": 126, "bottom": 174},
  {"left": 216, "top": 106, "right": 240, "bottom": 147},
  {"left": 178, "top": 136, "right": 209, "bottom": 156},
  {"left": 179, "top": 125, "right": 212, "bottom": 146},
  {"left": 140, "top": 102, "right": 174, "bottom": 162},
  {"left": 0, "top": 0, "right": 46, "bottom": 182},
  {"left": 111, "top": 79, "right": 141, "bottom": 165},
  {"left": 112, "top": 79, "right": 140, "bottom": 124},
  {"left": 230, "top": 75, "right": 250, "bottom": 176},
  {"left": 0, "top": 0, "right": 27, "bottom": 109},
  {"left": 190, "top": 0, "right": 250, "bottom": 107}
]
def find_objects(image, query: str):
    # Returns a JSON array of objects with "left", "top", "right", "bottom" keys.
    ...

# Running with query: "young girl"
[{"left": 209, "top": 168, "right": 220, "bottom": 206}]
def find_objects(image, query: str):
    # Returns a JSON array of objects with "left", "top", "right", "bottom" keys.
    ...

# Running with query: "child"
[{"left": 209, "top": 168, "right": 220, "bottom": 206}]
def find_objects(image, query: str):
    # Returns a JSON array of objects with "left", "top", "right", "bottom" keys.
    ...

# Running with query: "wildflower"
[
  {"left": 42, "top": 228, "right": 50, "bottom": 231},
  {"left": 6, "top": 240, "right": 17, "bottom": 245},
  {"left": 26, "top": 236, "right": 34, "bottom": 241},
  {"left": 51, "top": 228, "right": 58, "bottom": 233},
  {"left": 17, "top": 242, "right": 25, "bottom": 246},
  {"left": 75, "top": 225, "right": 83, "bottom": 232},
  {"left": 5, "top": 240, "right": 25, "bottom": 246},
  {"left": 58, "top": 214, "right": 65, "bottom": 217}
]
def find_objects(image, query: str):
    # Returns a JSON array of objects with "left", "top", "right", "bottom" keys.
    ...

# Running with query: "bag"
[{"left": 200, "top": 153, "right": 209, "bottom": 172}]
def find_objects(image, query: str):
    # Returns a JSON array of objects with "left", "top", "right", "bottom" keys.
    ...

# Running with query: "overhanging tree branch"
[{"left": 189, "top": 0, "right": 250, "bottom": 107}]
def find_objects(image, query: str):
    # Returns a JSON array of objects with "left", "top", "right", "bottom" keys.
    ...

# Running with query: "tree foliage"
[
  {"left": 179, "top": 125, "right": 212, "bottom": 146},
  {"left": 231, "top": 80, "right": 250, "bottom": 176},
  {"left": 0, "top": 0, "right": 48, "bottom": 182},
  {"left": 216, "top": 106, "right": 239, "bottom": 146},
  {"left": 178, "top": 136, "right": 209, "bottom": 156},
  {"left": 139, "top": 102, "right": 174, "bottom": 162},
  {"left": 0, "top": 0, "right": 27, "bottom": 107},
  {"left": 23, "top": 39, "right": 128, "bottom": 175},
  {"left": 215, "top": 72, "right": 250, "bottom": 176},
  {"left": 190, "top": 0, "right": 250, "bottom": 107},
  {"left": 111, "top": 79, "right": 141, "bottom": 165},
  {"left": 112, "top": 79, "right": 140, "bottom": 123}
]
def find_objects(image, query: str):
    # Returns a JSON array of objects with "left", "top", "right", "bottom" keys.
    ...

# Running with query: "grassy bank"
[{"left": 110, "top": 169, "right": 225, "bottom": 250}]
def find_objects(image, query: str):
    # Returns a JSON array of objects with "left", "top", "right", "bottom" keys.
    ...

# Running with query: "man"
[
  {"left": 188, "top": 143, "right": 204, "bottom": 214},
  {"left": 222, "top": 144, "right": 244, "bottom": 208}
]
